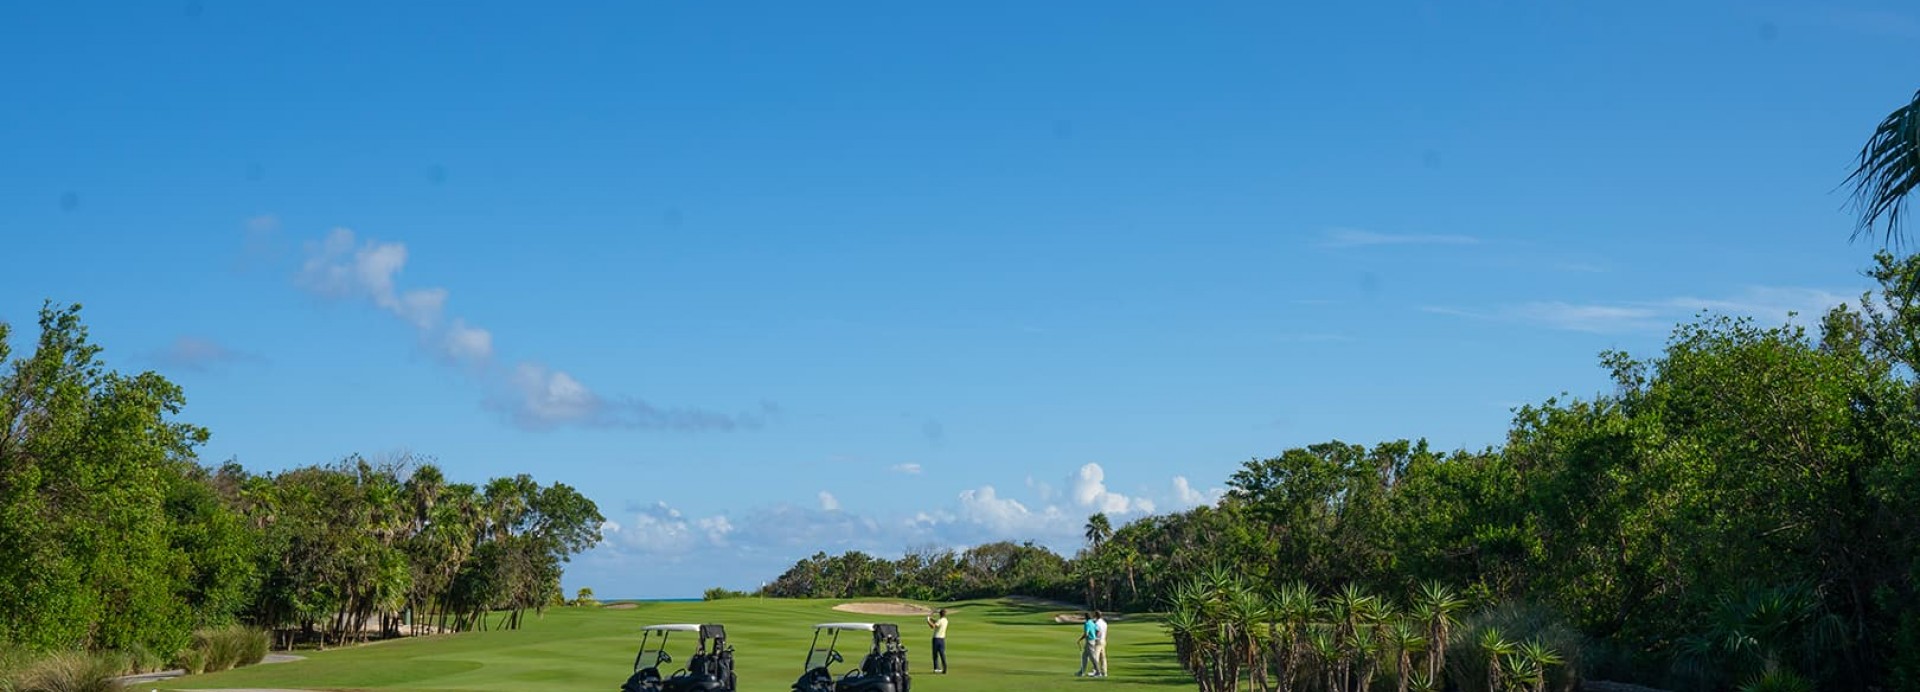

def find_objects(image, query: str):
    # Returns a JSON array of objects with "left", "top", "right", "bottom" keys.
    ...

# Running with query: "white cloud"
[
  {"left": 1427, "top": 286, "right": 1855, "bottom": 334},
  {"left": 1171, "top": 476, "right": 1225, "bottom": 509},
  {"left": 591, "top": 464, "right": 1237, "bottom": 584},
  {"left": 443, "top": 319, "right": 494, "bottom": 363},
  {"left": 604, "top": 501, "right": 738, "bottom": 557},
  {"left": 1067, "top": 463, "right": 1155, "bottom": 515},
  {"left": 296, "top": 228, "right": 465, "bottom": 353},
  {"left": 1321, "top": 228, "right": 1480, "bottom": 248},
  {"left": 889, "top": 463, "right": 923, "bottom": 475},
  {"left": 292, "top": 226, "right": 758, "bottom": 431},
  {"left": 505, "top": 363, "right": 602, "bottom": 428}
]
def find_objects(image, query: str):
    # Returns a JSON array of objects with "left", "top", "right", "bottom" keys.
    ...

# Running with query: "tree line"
[
  {"left": 756, "top": 541, "right": 1080, "bottom": 603},
  {"left": 0, "top": 303, "right": 604, "bottom": 659},
  {"left": 759, "top": 251, "right": 1920, "bottom": 691}
]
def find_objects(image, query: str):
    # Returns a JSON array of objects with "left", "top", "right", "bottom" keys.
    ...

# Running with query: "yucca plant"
[
  {"left": 1384, "top": 617, "right": 1428, "bottom": 692},
  {"left": 1414, "top": 581, "right": 1465, "bottom": 682},
  {"left": 1269, "top": 582, "right": 1315, "bottom": 692},
  {"left": 1478, "top": 626, "right": 1516, "bottom": 692},
  {"left": 1739, "top": 663, "right": 1816, "bottom": 692},
  {"left": 1306, "top": 626, "right": 1342, "bottom": 692}
]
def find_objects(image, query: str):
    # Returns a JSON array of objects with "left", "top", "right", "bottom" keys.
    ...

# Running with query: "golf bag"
[{"left": 664, "top": 625, "right": 735, "bottom": 692}]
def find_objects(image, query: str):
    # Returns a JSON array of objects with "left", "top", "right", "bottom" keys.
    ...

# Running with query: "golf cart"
[
  {"left": 791, "top": 622, "right": 911, "bottom": 692},
  {"left": 622, "top": 624, "right": 735, "bottom": 692}
]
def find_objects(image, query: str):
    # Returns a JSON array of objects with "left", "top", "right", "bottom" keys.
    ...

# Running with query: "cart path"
[{"left": 116, "top": 653, "right": 305, "bottom": 687}]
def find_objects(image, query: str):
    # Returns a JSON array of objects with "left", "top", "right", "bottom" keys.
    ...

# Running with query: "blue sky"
[{"left": 3, "top": 1, "right": 1917, "bottom": 597}]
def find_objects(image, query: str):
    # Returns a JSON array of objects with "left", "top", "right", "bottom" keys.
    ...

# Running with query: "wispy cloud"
[
  {"left": 291, "top": 226, "right": 762, "bottom": 431},
  {"left": 1426, "top": 286, "right": 1853, "bottom": 334},
  {"left": 1320, "top": 228, "right": 1481, "bottom": 248},
  {"left": 148, "top": 336, "right": 260, "bottom": 372},
  {"left": 890, "top": 463, "right": 923, "bottom": 475}
]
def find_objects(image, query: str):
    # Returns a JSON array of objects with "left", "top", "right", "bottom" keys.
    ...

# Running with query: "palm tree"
[
  {"left": 1083, "top": 513, "right": 1113, "bottom": 607},
  {"left": 1085, "top": 513, "right": 1113, "bottom": 549},
  {"left": 1849, "top": 89, "right": 1920, "bottom": 244}
]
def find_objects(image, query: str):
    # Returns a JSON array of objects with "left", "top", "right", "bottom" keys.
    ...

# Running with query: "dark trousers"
[{"left": 931, "top": 637, "right": 947, "bottom": 670}]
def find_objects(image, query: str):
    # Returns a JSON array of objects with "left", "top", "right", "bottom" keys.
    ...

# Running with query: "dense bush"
[{"left": 702, "top": 588, "right": 750, "bottom": 601}]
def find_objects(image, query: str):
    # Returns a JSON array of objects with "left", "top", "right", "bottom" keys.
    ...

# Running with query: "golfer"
[
  {"left": 1093, "top": 611, "right": 1109, "bottom": 677},
  {"left": 1076, "top": 611, "right": 1101, "bottom": 677},
  {"left": 926, "top": 608, "right": 949, "bottom": 673}
]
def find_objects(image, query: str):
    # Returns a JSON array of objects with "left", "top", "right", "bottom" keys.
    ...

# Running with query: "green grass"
[{"left": 163, "top": 598, "right": 1189, "bottom": 692}]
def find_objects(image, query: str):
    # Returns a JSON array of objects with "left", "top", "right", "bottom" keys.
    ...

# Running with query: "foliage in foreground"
[
  {"left": 0, "top": 303, "right": 605, "bottom": 658},
  {"left": 766, "top": 252, "right": 1920, "bottom": 692}
]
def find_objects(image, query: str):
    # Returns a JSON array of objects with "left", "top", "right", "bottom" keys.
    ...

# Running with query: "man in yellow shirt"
[{"left": 925, "top": 608, "right": 949, "bottom": 673}]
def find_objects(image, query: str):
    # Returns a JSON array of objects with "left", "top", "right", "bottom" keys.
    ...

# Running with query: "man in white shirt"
[{"left": 1093, "top": 612, "right": 1109, "bottom": 677}]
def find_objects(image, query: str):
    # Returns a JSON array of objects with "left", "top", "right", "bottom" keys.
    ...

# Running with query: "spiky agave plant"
[
  {"left": 1738, "top": 662, "right": 1816, "bottom": 692},
  {"left": 1350, "top": 626, "right": 1383, "bottom": 692},
  {"left": 1478, "top": 626, "right": 1516, "bottom": 692},
  {"left": 1384, "top": 617, "right": 1428, "bottom": 692},
  {"left": 1306, "top": 626, "right": 1342, "bottom": 692},
  {"left": 1514, "top": 640, "right": 1564, "bottom": 692},
  {"left": 1414, "top": 581, "right": 1465, "bottom": 683},
  {"left": 1225, "top": 583, "right": 1270, "bottom": 692},
  {"left": 1269, "top": 582, "right": 1316, "bottom": 692}
]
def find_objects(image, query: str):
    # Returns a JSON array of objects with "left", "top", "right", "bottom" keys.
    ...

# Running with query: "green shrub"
[
  {"left": 201, "top": 628, "right": 240, "bottom": 673},
  {"left": 1448, "top": 601, "right": 1585, "bottom": 692},
  {"left": 703, "top": 587, "right": 750, "bottom": 601},
  {"left": 10, "top": 651, "right": 123, "bottom": 692},
  {"left": 236, "top": 628, "right": 269, "bottom": 667},
  {"left": 170, "top": 648, "right": 206, "bottom": 676}
]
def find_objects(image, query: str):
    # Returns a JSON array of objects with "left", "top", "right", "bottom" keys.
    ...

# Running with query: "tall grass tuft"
[
  {"left": 170, "top": 648, "right": 206, "bottom": 676},
  {"left": 201, "top": 628, "right": 241, "bottom": 673},
  {"left": 176, "top": 626, "right": 270, "bottom": 674},
  {"left": 9, "top": 651, "right": 123, "bottom": 692},
  {"left": 236, "top": 628, "right": 269, "bottom": 667}
]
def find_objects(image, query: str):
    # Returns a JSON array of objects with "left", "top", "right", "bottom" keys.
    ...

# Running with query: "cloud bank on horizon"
[
  {"left": 591, "top": 462, "right": 1225, "bottom": 576},
  {"left": 294, "top": 227, "right": 765, "bottom": 431}
]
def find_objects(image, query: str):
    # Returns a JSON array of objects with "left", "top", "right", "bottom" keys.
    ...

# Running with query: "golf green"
[{"left": 163, "top": 598, "right": 1190, "bottom": 692}]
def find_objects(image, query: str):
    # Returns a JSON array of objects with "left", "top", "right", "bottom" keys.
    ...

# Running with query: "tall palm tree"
[
  {"left": 1085, "top": 512, "right": 1113, "bottom": 549},
  {"left": 1849, "top": 89, "right": 1920, "bottom": 244},
  {"left": 1083, "top": 513, "right": 1113, "bottom": 608}
]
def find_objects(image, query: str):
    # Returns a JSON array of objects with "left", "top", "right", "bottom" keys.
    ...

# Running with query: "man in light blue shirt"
[{"left": 1076, "top": 611, "right": 1100, "bottom": 676}]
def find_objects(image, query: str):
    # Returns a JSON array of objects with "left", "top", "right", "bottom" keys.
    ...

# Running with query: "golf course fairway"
[{"left": 162, "top": 598, "right": 1190, "bottom": 692}]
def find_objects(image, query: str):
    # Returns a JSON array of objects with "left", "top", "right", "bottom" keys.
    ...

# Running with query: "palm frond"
[{"left": 1848, "top": 89, "right": 1920, "bottom": 245}]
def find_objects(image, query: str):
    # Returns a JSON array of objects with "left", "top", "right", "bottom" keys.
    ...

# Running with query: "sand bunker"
[
  {"left": 604, "top": 602, "right": 639, "bottom": 610},
  {"left": 833, "top": 602, "right": 934, "bottom": 616}
]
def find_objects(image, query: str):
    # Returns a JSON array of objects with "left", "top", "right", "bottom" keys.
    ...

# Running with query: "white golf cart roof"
[
  {"left": 641, "top": 624, "right": 704, "bottom": 632},
  {"left": 813, "top": 622, "right": 878, "bottom": 631}
]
